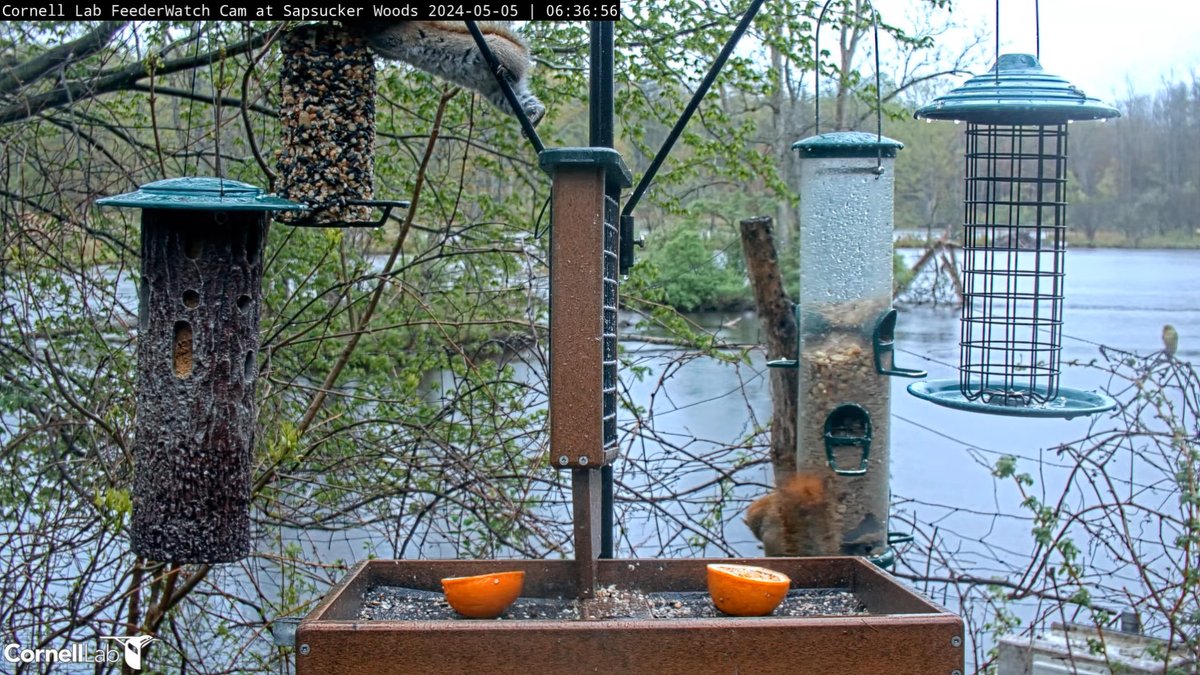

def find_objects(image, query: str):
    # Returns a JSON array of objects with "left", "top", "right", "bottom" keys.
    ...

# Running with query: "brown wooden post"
[
  {"left": 739, "top": 216, "right": 798, "bottom": 481},
  {"left": 98, "top": 179, "right": 303, "bottom": 563}
]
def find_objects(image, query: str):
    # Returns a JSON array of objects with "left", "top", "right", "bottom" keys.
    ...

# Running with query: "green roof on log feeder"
[
  {"left": 97, "top": 177, "right": 306, "bottom": 212},
  {"left": 914, "top": 53, "right": 1120, "bottom": 126}
]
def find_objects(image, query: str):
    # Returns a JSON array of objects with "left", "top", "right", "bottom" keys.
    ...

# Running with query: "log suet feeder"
[
  {"left": 97, "top": 178, "right": 304, "bottom": 563},
  {"left": 908, "top": 53, "right": 1119, "bottom": 418}
]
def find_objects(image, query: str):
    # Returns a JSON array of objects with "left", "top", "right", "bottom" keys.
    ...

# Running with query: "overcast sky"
[{"left": 881, "top": 0, "right": 1200, "bottom": 100}]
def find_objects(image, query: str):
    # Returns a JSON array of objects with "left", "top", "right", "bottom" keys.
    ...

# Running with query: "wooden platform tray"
[{"left": 296, "top": 556, "right": 963, "bottom": 674}]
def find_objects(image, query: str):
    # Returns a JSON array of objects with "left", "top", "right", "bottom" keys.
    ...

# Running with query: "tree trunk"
[{"left": 739, "top": 216, "right": 797, "bottom": 481}]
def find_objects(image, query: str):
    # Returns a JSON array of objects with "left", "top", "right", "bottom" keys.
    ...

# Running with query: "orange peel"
[
  {"left": 706, "top": 563, "right": 791, "bottom": 616},
  {"left": 441, "top": 570, "right": 525, "bottom": 619}
]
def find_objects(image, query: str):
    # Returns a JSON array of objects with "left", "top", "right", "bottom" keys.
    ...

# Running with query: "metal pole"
[
  {"left": 590, "top": 21, "right": 617, "bottom": 560},
  {"left": 464, "top": 21, "right": 545, "bottom": 154}
]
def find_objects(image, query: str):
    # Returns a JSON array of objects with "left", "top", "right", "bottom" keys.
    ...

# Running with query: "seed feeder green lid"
[
  {"left": 914, "top": 53, "right": 1120, "bottom": 125},
  {"left": 96, "top": 177, "right": 306, "bottom": 212},
  {"left": 792, "top": 131, "right": 904, "bottom": 158}
]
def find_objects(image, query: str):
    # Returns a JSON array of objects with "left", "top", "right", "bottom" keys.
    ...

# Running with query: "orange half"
[
  {"left": 706, "top": 563, "right": 791, "bottom": 616},
  {"left": 441, "top": 570, "right": 525, "bottom": 619}
]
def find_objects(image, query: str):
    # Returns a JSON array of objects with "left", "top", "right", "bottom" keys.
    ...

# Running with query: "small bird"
[{"left": 1162, "top": 324, "right": 1179, "bottom": 359}]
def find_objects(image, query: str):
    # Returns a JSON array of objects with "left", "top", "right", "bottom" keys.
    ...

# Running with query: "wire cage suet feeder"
[{"left": 907, "top": 53, "right": 1119, "bottom": 418}]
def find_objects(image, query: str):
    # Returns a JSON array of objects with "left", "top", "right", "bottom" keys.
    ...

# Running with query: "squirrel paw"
[{"left": 524, "top": 99, "right": 546, "bottom": 127}]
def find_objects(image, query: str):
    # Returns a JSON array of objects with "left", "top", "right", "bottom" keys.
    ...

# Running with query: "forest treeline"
[
  {"left": 890, "top": 77, "right": 1200, "bottom": 247},
  {"left": 629, "top": 75, "right": 1200, "bottom": 311}
]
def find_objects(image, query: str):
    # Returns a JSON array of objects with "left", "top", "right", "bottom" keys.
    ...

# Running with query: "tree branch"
[
  {"left": 0, "top": 21, "right": 128, "bottom": 96},
  {"left": 0, "top": 27, "right": 273, "bottom": 126}
]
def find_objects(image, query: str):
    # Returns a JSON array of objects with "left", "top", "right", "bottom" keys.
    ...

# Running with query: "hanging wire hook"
[
  {"left": 872, "top": 6, "right": 884, "bottom": 175},
  {"left": 1034, "top": 0, "right": 1041, "bottom": 60},
  {"left": 994, "top": 0, "right": 1001, "bottom": 84},
  {"left": 813, "top": 0, "right": 838, "bottom": 135},
  {"left": 814, "top": 0, "right": 887, "bottom": 174}
]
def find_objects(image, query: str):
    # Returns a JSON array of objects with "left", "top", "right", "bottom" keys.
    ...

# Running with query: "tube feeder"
[
  {"left": 783, "top": 132, "right": 924, "bottom": 563},
  {"left": 908, "top": 54, "right": 1119, "bottom": 418},
  {"left": 97, "top": 178, "right": 304, "bottom": 563},
  {"left": 276, "top": 24, "right": 407, "bottom": 228}
]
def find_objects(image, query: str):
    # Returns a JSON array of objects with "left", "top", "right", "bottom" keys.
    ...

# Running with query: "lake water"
[{"left": 295, "top": 248, "right": 1200, "bottom": 568}]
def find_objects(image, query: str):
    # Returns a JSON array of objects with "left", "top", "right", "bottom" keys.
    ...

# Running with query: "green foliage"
[
  {"left": 628, "top": 222, "right": 747, "bottom": 312},
  {"left": 0, "top": 7, "right": 979, "bottom": 671}
]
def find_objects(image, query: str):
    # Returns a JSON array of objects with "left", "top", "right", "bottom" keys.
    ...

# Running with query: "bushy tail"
[{"left": 746, "top": 472, "right": 838, "bottom": 557}]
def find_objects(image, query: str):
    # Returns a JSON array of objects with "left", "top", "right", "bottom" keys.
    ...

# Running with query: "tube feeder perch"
[
  {"left": 97, "top": 178, "right": 304, "bottom": 563},
  {"left": 907, "top": 54, "right": 1119, "bottom": 418},
  {"left": 780, "top": 132, "right": 924, "bottom": 565}
]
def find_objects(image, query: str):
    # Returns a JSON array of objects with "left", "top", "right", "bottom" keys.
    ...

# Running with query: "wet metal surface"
[{"left": 548, "top": 167, "right": 614, "bottom": 469}]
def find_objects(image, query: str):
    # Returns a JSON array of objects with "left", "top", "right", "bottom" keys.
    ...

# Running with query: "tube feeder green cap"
[
  {"left": 97, "top": 177, "right": 306, "bottom": 212},
  {"left": 914, "top": 53, "right": 1120, "bottom": 125},
  {"left": 792, "top": 131, "right": 903, "bottom": 158}
]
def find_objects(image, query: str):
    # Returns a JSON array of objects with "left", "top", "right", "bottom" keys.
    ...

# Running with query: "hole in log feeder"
[
  {"left": 237, "top": 294, "right": 251, "bottom": 313},
  {"left": 244, "top": 351, "right": 255, "bottom": 382},
  {"left": 173, "top": 321, "right": 193, "bottom": 379},
  {"left": 138, "top": 277, "right": 150, "bottom": 329},
  {"left": 244, "top": 226, "right": 260, "bottom": 265},
  {"left": 182, "top": 289, "right": 200, "bottom": 309},
  {"left": 184, "top": 233, "right": 203, "bottom": 260}
]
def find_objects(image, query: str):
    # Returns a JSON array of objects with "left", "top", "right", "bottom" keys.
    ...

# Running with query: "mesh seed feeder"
[{"left": 907, "top": 53, "right": 1118, "bottom": 418}]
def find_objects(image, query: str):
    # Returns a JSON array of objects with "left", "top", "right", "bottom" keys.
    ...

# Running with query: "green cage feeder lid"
[
  {"left": 907, "top": 379, "right": 1116, "bottom": 420},
  {"left": 792, "top": 131, "right": 904, "bottom": 158},
  {"left": 97, "top": 177, "right": 306, "bottom": 212},
  {"left": 914, "top": 53, "right": 1120, "bottom": 125}
]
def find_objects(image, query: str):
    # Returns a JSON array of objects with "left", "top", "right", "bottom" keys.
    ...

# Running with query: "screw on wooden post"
[{"left": 97, "top": 178, "right": 304, "bottom": 563}]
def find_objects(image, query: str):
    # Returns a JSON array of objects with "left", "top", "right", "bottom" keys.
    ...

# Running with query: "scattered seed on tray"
[{"left": 357, "top": 585, "right": 866, "bottom": 621}]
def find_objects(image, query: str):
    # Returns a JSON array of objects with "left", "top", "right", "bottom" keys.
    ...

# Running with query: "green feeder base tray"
[{"left": 908, "top": 380, "right": 1116, "bottom": 420}]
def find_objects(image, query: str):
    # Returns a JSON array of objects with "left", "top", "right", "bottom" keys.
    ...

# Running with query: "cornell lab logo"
[
  {"left": 3, "top": 634, "right": 155, "bottom": 670},
  {"left": 101, "top": 635, "right": 157, "bottom": 670}
]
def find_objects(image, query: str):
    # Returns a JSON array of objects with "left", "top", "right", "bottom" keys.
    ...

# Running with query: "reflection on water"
[{"left": 269, "top": 247, "right": 1200, "bottom": 665}]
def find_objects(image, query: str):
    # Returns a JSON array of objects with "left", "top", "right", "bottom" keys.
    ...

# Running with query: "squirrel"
[
  {"left": 745, "top": 472, "right": 838, "bottom": 557},
  {"left": 345, "top": 21, "right": 546, "bottom": 126}
]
